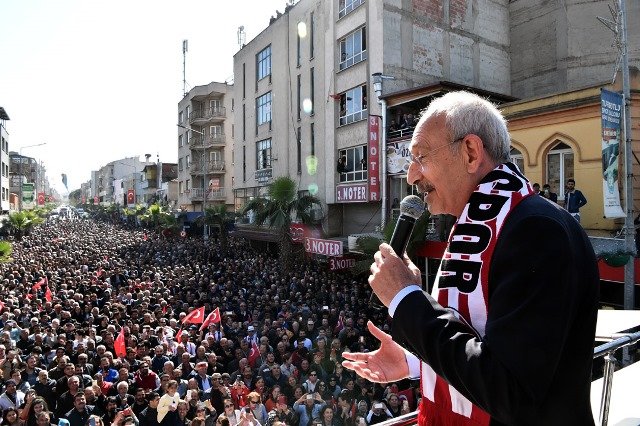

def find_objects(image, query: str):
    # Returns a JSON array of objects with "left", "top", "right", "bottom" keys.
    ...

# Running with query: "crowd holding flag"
[
  {"left": 114, "top": 326, "right": 127, "bottom": 358},
  {"left": 200, "top": 307, "right": 221, "bottom": 331},
  {"left": 182, "top": 306, "right": 205, "bottom": 324}
]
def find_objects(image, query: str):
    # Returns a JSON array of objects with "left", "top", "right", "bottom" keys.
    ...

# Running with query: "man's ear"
[{"left": 461, "top": 134, "right": 485, "bottom": 173}]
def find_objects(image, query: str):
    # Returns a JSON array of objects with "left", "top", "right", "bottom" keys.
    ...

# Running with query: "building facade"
[
  {"left": 0, "top": 108, "right": 9, "bottom": 213},
  {"left": 177, "top": 81, "right": 234, "bottom": 212},
  {"left": 93, "top": 157, "right": 151, "bottom": 206},
  {"left": 232, "top": 0, "right": 512, "bottom": 236}
]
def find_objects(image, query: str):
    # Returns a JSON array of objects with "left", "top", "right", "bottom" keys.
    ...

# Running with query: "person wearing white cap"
[{"left": 243, "top": 325, "right": 259, "bottom": 346}]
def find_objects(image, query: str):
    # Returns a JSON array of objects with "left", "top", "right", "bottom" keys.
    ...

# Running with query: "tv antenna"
[{"left": 182, "top": 39, "right": 188, "bottom": 97}]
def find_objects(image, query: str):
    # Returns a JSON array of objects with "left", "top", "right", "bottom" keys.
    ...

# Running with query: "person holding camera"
[
  {"left": 292, "top": 393, "right": 325, "bottom": 426},
  {"left": 156, "top": 380, "right": 180, "bottom": 424},
  {"left": 366, "top": 401, "right": 392, "bottom": 425}
]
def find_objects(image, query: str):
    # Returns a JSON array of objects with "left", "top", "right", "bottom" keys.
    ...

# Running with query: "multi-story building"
[
  {"left": 177, "top": 81, "right": 234, "bottom": 212},
  {"left": 141, "top": 162, "right": 178, "bottom": 207},
  {"left": 8, "top": 153, "right": 49, "bottom": 209},
  {"left": 93, "top": 157, "right": 151, "bottom": 206},
  {"left": 0, "top": 108, "right": 9, "bottom": 213},
  {"left": 233, "top": 0, "right": 511, "bottom": 236}
]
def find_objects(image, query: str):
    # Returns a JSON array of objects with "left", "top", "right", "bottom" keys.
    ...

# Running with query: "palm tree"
[
  {"left": 0, "top": 241, "right": 12, "bottom": 262},
  {"left": 141, "top": 203, "right": 179, "bottom": 235},
  {"left": 242, "top": 176, "right": 323, "bottom": 270},
  {"left": 2, "top": 211, "right": 43, "bottom": 239},
  {"left": 200, "top": 204, "right": 236, "bottom": 249}
]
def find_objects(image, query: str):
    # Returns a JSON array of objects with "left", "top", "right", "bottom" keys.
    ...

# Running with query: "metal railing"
[
  {"left": 188, "top": 107, "right": 226, "bottom": 123},
  {"left": 376, "top": 332, "right": 640, "bottom": 426}
]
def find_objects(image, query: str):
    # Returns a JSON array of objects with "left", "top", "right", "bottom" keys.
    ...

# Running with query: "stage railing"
[{"left": 375, "top": 332, "right": 640, "bottom": 426}]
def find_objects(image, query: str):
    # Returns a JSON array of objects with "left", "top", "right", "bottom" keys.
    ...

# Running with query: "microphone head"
[{"left": 399, "top": 195, "right": 425, "bottom": 220}]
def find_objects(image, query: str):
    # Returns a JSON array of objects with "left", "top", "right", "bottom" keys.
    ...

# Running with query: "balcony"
[
  {"left": 188, "top": 107, "right": 226, "bottom": 124},
  {"left": 188, "top": 134, "right": 226, "bottom": 149},
  {"left": 188, "top": 188, "right": 226, "bottom": 201},
  {"left": 189, "top": 161, "right": 226, "bottom": 175}
]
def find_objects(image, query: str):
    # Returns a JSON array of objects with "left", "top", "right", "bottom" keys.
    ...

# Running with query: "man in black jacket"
[
  {"left": 343, "top": 91, "right": 599, "bottom": 425},
  {"left": 139, "top": 391, "right": 161, "bottom": 426},
  {"left": 64, "top": 393, "right": 95, "bottom": 426}
]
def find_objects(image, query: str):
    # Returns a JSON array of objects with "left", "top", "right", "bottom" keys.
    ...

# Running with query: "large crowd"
[{"left": 0, "top": 216, "right": 419, "bottom": 426}]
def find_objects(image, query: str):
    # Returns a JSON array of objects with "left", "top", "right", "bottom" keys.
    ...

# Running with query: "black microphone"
[{"left": 370, "top": 195, "right": 426, "bottom": 309}]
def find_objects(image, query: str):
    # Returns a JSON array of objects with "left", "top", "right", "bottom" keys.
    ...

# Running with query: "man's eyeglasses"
[
  {"left": 250, "top": 400, "right": 259, "bottom": 404},
  {"left": 224, "top": 404, "right": 234, "bottom": 408},
  {"left": 409, "top": 137, "right": 465, "bottom": 168}
]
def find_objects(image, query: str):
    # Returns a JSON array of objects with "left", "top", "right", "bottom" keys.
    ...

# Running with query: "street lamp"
[
  {"left": 177, "top": 123, "right": 208, "bottom": 239},
  {"left": 18, "top": 142, "right": 47, "bottom": 211}
]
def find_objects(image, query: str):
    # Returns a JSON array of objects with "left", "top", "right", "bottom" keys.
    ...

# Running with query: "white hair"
[{"left": 420, "top": 91, "right": 511, "bottom": 163}]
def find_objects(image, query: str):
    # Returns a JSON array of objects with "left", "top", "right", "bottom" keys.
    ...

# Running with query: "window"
[
  {"left": 178, "top": 158, "right": 184, "bottom": 172},
  {"left": 179, "top": 181, "right": 183, "bottom": 194},
  {"left": 297, "top": 74, "right": 301, "bottom": 121},
  {"left": 547, "top": 142, "right": 574, "bottom": 201},
  {"left": 256, "top": 92, "right": 272, "bottom": 126},
  {"left": 309, "top": 67, "right": 315, "bottom": 115},
  {"left": 339, "top": 27, "right": 367, "bottom": 70},
  {"left": 339, "top": 85, "right": 368, "bottom": 126},
  {"left": 338, "top": 145, "right": 367, "bottom": 183},
  {"left": 243, "top": 146, "right": 246, "bottom": 182},
  {"left": 242, "top": 63, "right": 246, "bottom": 99},
  {"left": 178, "top": 134, "right": 184, "bottom": 148},
  {"left": 179, "top": 111, "right": 184, "bottom": 124},
  {"left": 339, "top": 0, "right": 365, "bottom": 18},
  {"left": 256, "top": 139, "right": 272, "bottom": 170},
  {"left": 210, "top": 125, "right": 222, "bottom": 136},
  {"left": 186, "top": 105, "right": 191, "bottom": 121},
  {"left": 242, "top": 104, "right": 246, "bottom": 141},
  {"left": 310, "top": 123, "right": 315, "bottom": 156},
  {"left": 310, "top": 12, "right": 315, "bottom": 58},
  {"left": 210, "top": 99, "right": 222, "bottom": 113},
  {"left": 297, "top": 128, "right": 302, "bottom": 174},
  {"left": 297, "top": 27, "right": 301, "bottom": 67},
  {"left": 257, "top": 45, "right": 272, "bottom": 81},
  {"left": 510, "top": 148, "right": 524, "bottom": 174},
  {"left": 186, "top": 154, "right": 191, "bottom": 168},
  {"left": 186, "top": 179, "right": 190, "bottom": 191}
]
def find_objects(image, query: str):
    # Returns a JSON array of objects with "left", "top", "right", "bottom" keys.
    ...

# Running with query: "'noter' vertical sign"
[{"left": 368, "top": 115, "right": 380, "bottom": 201}]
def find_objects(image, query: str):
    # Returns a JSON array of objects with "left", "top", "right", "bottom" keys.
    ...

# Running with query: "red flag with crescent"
[
  {"left": 200, "top": 307, "right": 221, "bottom": 331},
  {"left": 44, "top": 286, "right": 52, "bottom": 303},
  {"left": 248, "top": 341, "right": 260, "bottom": 368},
  {"left": 182, "top": 306, "right": 205, "bottom": 324}
]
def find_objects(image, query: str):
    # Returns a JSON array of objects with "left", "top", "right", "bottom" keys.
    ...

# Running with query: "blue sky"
[{"left": 0, "top": 0, "right": 289, "bottom": 194}]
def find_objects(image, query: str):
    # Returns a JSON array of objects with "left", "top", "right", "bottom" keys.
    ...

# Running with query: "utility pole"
[{"left": 177, "top": 124, "right": 207, "bottom": 239}]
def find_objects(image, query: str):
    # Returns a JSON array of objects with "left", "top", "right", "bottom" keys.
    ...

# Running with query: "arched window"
[
  {"left": 510, "top": 147, "right": 524, "bottom": 174},
  {"left": 546, "top": 142, "right": 574, "bottom": 201}
]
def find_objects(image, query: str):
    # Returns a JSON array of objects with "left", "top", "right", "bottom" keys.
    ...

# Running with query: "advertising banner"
[
  {"left": 336, "top": 183, "right": 368, "bottom": 203},
  {"left": 329, "top": 256, "right": 357, "bottom": 271},
  {"left": 600, "top": 89, "right": 625, "bottom": 218},
  {"left": 387, "top": 140, "right": 412, "bottom": 175},
  {"left": 304, "top": 238, "right": 343, "bottom": 256},
  {"left": 37, "top": 192, "right": 45, "bottom": 206},
  {"left": 368, "top": 115, "right": 380, "bottom": 201},
  {"left": 22, "top": 183, "right": 35, "bottom": 210}
]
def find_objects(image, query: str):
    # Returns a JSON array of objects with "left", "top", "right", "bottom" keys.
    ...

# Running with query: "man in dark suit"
[{"left": 343, "top": 91, "right": 599, "bottom": 425}]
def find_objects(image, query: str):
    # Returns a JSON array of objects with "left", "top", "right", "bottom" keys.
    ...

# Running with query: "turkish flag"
[
  {"left": 114, "top": 327, "right": 127, "bottom": 358},
  {"left": 199, "top": 307, "right": 221, "bottom": 331},
  {"left": 248, "top": 341, "right": 261, "bottom": 368},
  {"left": 44, "top": 286, "right": 52, "bottom": 303},
  {"left": 182, "top": 306, "right": 205, "bottom": 324},
  {"left": 127, "top": 190, "right": 135, "bottom": 205},
  {"left": 31, "top": 277, "right": 46, "bottom": 293}
]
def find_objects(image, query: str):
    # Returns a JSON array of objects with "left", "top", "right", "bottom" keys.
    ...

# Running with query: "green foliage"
[
  {"left": 2, "top": 211, "right": 43, "bottom": 239},
  {"left": 0, "top": 241, "right": 12, "bottom": 262},
  {"left": 199, "top": 204, "right": 237, "bottom": 248},
  {"left": 141, "top": 203, "right": 178, "bottom": 234},
  {"left": 241, "top": 176, "right": 323, "bottom": 269}
]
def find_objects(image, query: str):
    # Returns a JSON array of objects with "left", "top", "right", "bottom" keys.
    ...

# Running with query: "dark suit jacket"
[{"left": 392, "top": 195, "right": 599, "bottom": 425}]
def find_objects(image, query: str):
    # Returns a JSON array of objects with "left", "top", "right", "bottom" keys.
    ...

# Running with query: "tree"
[
  {"left": 199, "top": 204, "right": 237, "bottom": 250},
  {"left": 2, "top": 211, "right": 44, "bottom": 239},
  {"left": 141, "top": 203, "right": 178, "bottom": 235},
  {"left": 0, "top": 241, "right": 12, "bottom": 263},
  {"left": 242, "top": 176, "right": 323, "bottom": 270}
]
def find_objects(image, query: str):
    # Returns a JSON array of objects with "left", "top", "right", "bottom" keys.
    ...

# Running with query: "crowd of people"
[{"left": 0, "top": 217, "right": 419, "bottom": 426}]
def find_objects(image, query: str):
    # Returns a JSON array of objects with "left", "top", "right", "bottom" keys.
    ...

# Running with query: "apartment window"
[
  {"left": 310, "top": 123, "right": 315, "bottom": 156},
  {"left": 179, "top": 111, "right": 184, "bottom": 124},
  {"left": 297, "top": 128, "right": 302, "bottom": 174},
  {"left": 210, "top": 125, "right": 223, "bottom": 136},
  {"left": 178, "top": 158, "right": 184, "bottom": 172},
  {"left": 547, "top": 142, "right": 574, "bottom": 202},
  {"left": 297, "top": 74, "right": 302, "bottom": 121},
  {"left": 339, "top": 85, "right": 368, "bottom": 126},
  {"left": 338, "top": 145, "right": 367, "bottom": 183},
  {"left": 179, "top": 181, "right": 183, "bottom": 194},
  {"left": 210, "top": 150, "right": 222, "bottom": 165},
  {"left": 339, "top": 27, "right": 367, "bottom": 70},
  {"left": 256, "top": 138, "right": 272, "bottom": 170},
  {"left": 186, "top": 105, "right": 191, "bottom": 121},
  {"left": 178, "top": 134, "right": 184, "bottom": 148},
  {"left": 257, "top": 45, "right": 272, "bottom": 81},
  {"left": 231, "top": 98, "right": 234, "bottom": 112},
  {"left": 309, "top": 67, "right": 315, "bottom": 115},
  {"left": 186, "top": 179, "right": 190, "bottom": 191},
  {"left": 242, "top": 104, "right": 246, "bottom": 141},
  {"left": 232, "top": 124, "right": 235, "bottom": 139},
  {"left": 210, "top": 99, "right": 222, "bottom": 113},
  {"left": 339, "top": 0, "right": 365, "bottom": 18},
  {"left": 186, "top": 154, "right": 191, "bottom": 168},
  {"left": 242, "top": 63, "right": 246, "bottom": 99},
  {"left": 256, "top": 92, "right": 272, "bottom": 126},
  {"left": 242, "top": 146, "right": 246, "bottom": 182},
  {"left": 310, "top": 12, "right": 315, "bottom": 58}
]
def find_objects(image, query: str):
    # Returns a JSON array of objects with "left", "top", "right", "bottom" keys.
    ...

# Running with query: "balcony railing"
[
  {"left": 188, "top": 188, "right": 226, "bottom": 200},
  {"left": 188, "top": 107, "right": 226, "bottom": 123},
  {"left": 189, "top": 161, "right": 226, "bottom": 175},
  {"left": 189, "top": 134, "right": 226, "bottom": 149}
]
